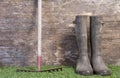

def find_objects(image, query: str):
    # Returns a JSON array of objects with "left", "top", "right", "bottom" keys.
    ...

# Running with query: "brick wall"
[
  {"left": 42, "top": 0, "right": 120, "bottom": 66},
  {"left": 0, "top": 0, "right": 120, "bottom": 66},
  {"left": 0, "top": 0, "right": 37, "bottom": 66}
]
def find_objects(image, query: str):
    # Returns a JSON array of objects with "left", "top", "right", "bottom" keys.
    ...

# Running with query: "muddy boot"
[
  {"left": 90, "top": 16, "right": 111, "bottom": 76},
  {"left": 74, "top": 16, "right": 93, "bottom": 76}
]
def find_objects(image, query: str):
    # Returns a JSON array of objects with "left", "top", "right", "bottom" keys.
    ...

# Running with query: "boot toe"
[
  {"left": 96, "top": 70, "right": 111, "bottom": 76},
  {"left": 76, "top": 70, "right": 93, "bottom": 76}
]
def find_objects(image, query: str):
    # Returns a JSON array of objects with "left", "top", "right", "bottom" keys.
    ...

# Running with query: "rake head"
[{"left": 16, "top": 67, "right": 62, "bottom": 72}]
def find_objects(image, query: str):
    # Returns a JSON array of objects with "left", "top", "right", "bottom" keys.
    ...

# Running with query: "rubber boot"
[
  {"left": 90, "top": 16, "right": 111, "bottom": 76},
  {"left": 74, "top": 16, "right": 93, "bottom": 76}
]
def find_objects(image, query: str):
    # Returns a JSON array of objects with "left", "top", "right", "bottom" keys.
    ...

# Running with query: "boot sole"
[
  {"left": 76, "top": 70, "right": 93, "bottom": 76},
  {"left": 95, "top": 70, "right": 111, "bottom": 76}
]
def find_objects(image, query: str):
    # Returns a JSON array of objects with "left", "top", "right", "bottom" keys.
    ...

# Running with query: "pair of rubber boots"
[{"left": 74, "top": 16, "right": 111, "bottom": 76}]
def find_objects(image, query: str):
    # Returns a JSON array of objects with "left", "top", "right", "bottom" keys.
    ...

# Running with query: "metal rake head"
[{"left": 16, "top": 67, "right": 62, "bottom": 72}]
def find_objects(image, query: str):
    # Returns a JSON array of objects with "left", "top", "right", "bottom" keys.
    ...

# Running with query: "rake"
[{"left": 17, "top": 0, "right": 62, "bottom": 72}]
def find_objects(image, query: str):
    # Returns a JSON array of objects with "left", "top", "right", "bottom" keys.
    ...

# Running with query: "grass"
[{"left": 0, "top": 65, "right": 120, "bottom": 78}]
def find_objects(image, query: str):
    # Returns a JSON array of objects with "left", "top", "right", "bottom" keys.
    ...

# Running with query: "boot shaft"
[
  {"left": 74, "top": 15, "right": 90, "bottom": 56},
  {"left": 74, "top": 15, "right": 103, "bottom": 57},
  {"left": 90, "top": 16, "right": 103, "bottom": 56}
]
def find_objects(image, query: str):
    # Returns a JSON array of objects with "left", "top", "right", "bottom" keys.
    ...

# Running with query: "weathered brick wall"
[
  {"left": 42, "top": 0, "right": 120, "bottom": 66},
  {"left": 0, "top": 0, "right": 37, "bottom": 66},
  {"left": 0, "top": 0, "right": 120, "bottom": 66}
]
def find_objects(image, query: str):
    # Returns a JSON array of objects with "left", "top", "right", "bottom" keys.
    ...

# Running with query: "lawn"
[{"left": 0, "top": 65, "right": 120, "bottom": 78}]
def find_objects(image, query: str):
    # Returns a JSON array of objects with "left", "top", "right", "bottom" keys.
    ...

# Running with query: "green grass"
[{"left": 0, "top": 65, "right": 120, "bottom": 78}]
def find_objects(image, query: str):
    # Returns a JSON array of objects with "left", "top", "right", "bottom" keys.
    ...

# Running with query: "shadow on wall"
[
  {"left": 0, "top": 62, "right": 3, "bottom": 66},
  {"left": 60, "top": 27, "right": 79, "bottom": 67},
  {"left": 34, "top": 0, "right": 38, "bottom": 8}
]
